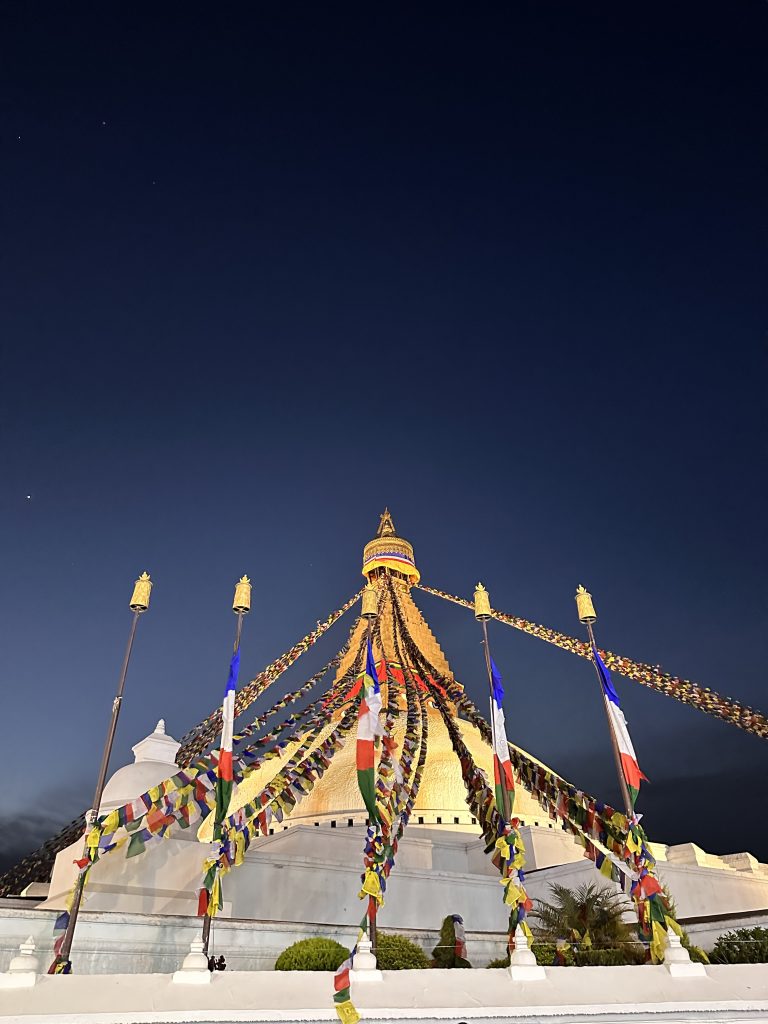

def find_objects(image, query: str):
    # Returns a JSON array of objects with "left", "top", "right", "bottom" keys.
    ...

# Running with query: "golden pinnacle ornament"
[
  {"left": 129, "top": 572, "right": 152, "bottom": 612},
  {"left": 575, "top": 584, "right": 597, "bottom": 624}
]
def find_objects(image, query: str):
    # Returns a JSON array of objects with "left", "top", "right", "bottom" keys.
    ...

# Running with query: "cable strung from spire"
[{"left": 417, "top": 584, "right": 767, "bottom": 740}]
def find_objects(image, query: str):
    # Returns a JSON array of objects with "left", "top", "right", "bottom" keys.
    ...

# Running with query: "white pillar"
[
  {"left": 172, "top": 939, "right": 212, "bottom": 984},
  {"left": 0, "top": 937, "right": 41, "bottom": 988},
  {"left": 508, "top": 926, "right": 546, "bottom": 981},
  {"left": 664, "top": 930, "right": 707, "bottom": 977},
  {"left": 351, "top": 938, "right": 383, "bottom": 982}
]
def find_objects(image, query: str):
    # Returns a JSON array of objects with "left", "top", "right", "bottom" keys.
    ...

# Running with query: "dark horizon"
[{"left": 1, "top": 2, "right": 766, "bottom": 875}]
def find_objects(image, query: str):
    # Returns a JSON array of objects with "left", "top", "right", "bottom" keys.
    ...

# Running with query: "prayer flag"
[
  {"left": 490, "top": 657, "right": 515, "bottom": 820},
  {"left": 214, "top": 649, "right": 240, "bottom": 839},
  {"left": 356, "top": 638, "right": 383, "bottom": 823},
  {"left": 593, "top": 647, "right": 647, "bottom": 808}
]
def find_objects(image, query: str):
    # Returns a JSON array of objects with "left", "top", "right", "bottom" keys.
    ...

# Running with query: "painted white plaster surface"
[
  {"left": 1, "top": 964, "right": 768, "bottom": 1023},
  {"left": 37, "top": 822, "right": 768, "bottom": 937}
]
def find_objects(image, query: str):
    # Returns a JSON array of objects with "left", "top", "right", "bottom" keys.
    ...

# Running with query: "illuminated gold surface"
[
  {"left": 361, "top": 584, "right": 378, "bottom": 619},
  {"left": 129, "top": 572, "right": 152, "bottom": 612},
  {"left": 474, "top": 583, "right": 492, "bottom": 621},
  {"left": 200, "top": 581, "right": 556, "bottom": 840},
  {"left": 362, "top": 509, "right": 420, "bottom": 584},
  {"left": 575, "top": 585, "right": 597, "bottom": 624},
  {"left": 233, "top": 575, "right": 252, "bottom": 614}
]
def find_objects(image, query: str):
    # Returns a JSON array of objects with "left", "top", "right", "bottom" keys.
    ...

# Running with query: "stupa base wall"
[{"left": 1, "top": 961, "right": 768, "bottom": 1023}]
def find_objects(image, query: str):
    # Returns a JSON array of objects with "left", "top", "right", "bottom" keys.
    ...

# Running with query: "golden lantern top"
[
  {"left": 233, "top": 575, "right": 252, "bottom": 614},
  {"left": 362, "top": 509, "right": 420, "bottom": 585},
  {"left": 129, "top": 572, "right": 152, "bottom": 612},
  {"left": 361, "top": 583, "right": 378, "bottom": 619},
  {"left": 473, "top": 582, "right": 492, "bottom": 621},
  {"left": 575, "top": 584, "right": 597, "bottom": 624}
]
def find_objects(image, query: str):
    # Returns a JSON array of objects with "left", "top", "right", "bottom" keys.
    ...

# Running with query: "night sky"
[{"left": 1, "top": 3, "right": 766, "bottom": 875}]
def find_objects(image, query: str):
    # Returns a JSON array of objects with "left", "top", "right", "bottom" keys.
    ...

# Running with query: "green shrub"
[
  {"left": 532, "top": 941, "right": 574, "bottom": 966},
  {"left": 375, "top": 933, "right": 430, "bottom": 970},
  {"left": 574, "top": 945, "right": 645, "bottom": 966},
  {"left": 486, "top": 942, "right": 575, "bottom": 967},
  {"left": 687, "top": 945, "right": 709, "bottom": 964},
  {"left": 710, "top": 927, "right": 768, "bottom": 964},
  {"left": 486, "top": 956, "right": 510, "bottom": 968},
  {"left": 274, "top": 937, "right": 350, "bottom": 971},
  {"left": 432, "top": 915, "right": 472, "bottom": 968}
]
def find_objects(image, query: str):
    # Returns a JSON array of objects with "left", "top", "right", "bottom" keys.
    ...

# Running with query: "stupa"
[
  {"left": 2, "top": 512, "right": 767, "bottom": 975},
  {"left": 224, "top": 510, "right": 553, "bottom": 835}
]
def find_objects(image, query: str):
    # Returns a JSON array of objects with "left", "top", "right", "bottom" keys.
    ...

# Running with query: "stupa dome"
[{"left": 100, "top": 719, "right": 180, "bottom": 812}]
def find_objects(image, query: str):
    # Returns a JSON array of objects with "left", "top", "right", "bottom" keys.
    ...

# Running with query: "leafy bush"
[
  {"left": 432, "top": 915, "right": 472, "bottom": 968},
  {"left": 375, "top": 933, "right": 430, "bottom": 970},
  {"left": 687, "top": 943, "right": 710, "bottom": 964},
  {"left": 574, "top": 945, "right": 645, "bottom": 966},
  {"left": 533, "top": 883, "right": 636, "bottom": 950},
  {"left": 532, "top": 941, "right": 574, "bottom": 966},
  {"left": 486, "top": 956, "right": 510, "bottom": 968},
  {"left": 486, "top": 942, "right": 575, "bottom": 967},
  {"left": 710, "top": 927, "right": 768, "bottom": 964},
  {"left": 274, "top": 937, "right": 349, "bottom": 971}
]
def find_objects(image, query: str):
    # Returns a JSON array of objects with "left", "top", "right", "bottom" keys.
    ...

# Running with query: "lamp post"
[
  {"left": 55, "top": 572, "right": 153, "bottom": 971},
  {"left": 473, "top": 583, "right": 512, "bottom": 824},
  {"left": 575, "top": 585, "right": 634, "bottom": 819},
  {"left": 201, "top": 576, "right": 251, "bottom": 957},
  {"left": 360, "top": 583, "right": 378, "bottom": 952}
]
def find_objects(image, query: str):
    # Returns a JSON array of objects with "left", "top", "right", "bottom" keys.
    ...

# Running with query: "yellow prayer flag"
[{"left": 335, "top": 1001, "right": 361, "bottom": 1024}]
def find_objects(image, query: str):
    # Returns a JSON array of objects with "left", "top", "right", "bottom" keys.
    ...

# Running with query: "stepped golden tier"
[{"left": 203, "top": 510, "right": 553, "bottom": 837}]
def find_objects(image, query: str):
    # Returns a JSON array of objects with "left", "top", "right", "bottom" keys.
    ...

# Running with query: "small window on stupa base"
[{"left": 348, "top": 819, "right": 354, "bottom": 827}]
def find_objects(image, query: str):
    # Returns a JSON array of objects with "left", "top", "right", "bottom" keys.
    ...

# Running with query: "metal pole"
[
  {"left": 202, "top": 609, "right": 245, "bottom": 957},
  {"left": 586, "top": 622, "right": 634, "bottom": 819},
  {"left": 58, "top": 609, "right": 142, "bottom": 966},
  {"left": 366, "top": 615, "right": 378, "bottom": 956},
  {"left": 480, "top": 619, "right": 512, "bottom": 824}
]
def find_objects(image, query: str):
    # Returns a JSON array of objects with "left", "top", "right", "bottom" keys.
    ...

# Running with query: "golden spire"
[
  {"left": 377, "top": 508, "right": 397, "bottom": 537},
  {"left": 363, "top": 510, "right": 420, "bottom": 585}
]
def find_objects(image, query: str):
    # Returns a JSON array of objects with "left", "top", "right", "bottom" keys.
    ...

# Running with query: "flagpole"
[
  {"left": 55, "top": 572, "right": 153, "bottom": 971},
  {"left": 360, "top": 583, "right": 378, "bottom": 955},
  {"left": 202, "top": 576, "right": 251, "bottom": 958},
  {"left": 473, "top": 583, "right": 512, "bottom": 824},
  {"left": 575, "top": 586, "right": 634, "bottom": 819}
]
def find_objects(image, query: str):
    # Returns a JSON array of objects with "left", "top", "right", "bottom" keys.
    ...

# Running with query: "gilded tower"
[{"left": 212, "top": 512, "right": 550, "bottom": 837}]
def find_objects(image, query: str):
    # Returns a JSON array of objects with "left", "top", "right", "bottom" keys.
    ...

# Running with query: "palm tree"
[{"left": 532, "top": 882, "right": 636, "bottom": 950}]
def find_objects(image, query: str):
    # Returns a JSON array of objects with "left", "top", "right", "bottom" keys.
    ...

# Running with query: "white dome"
[{"left": 99, "top": 719, "right": 180, "bottom": 812}]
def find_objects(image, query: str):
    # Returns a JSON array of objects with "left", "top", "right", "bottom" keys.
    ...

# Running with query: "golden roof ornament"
[
  {"left": 129, "top": 572, "right": 152, "bottom": 612},
  {"left": 474, "top": 582, "right": 492, "bottom": 621},
  {"left": 575, "top": 584, "right": 597, "bottom": 624},
  {"left": 233, "top": 575, "right": 252, "bottom": 614},
  {"left": 362, "top": 510, "right": 420, "bottom": 585},
  {"left": 377, "top": 508, "right": 397, "bottom": 537}
]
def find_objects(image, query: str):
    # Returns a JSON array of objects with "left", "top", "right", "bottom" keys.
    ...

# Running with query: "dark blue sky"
[{"left": 1, "top": 3, "right": 766, "bottom": 872}]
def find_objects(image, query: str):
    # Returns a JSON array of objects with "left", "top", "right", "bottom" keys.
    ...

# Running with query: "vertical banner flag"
[
  {"left": 489, "top": 657, "right": 515, "bottom": 819},
  {"left": 214, "top": 648, "right": 240, "bottom": 839},
  {"left": 593, "top": 647, "right": 647, "bottom": 808},
  {"left": 356, "top": 637, "right": 383, "bottom": 824}
]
